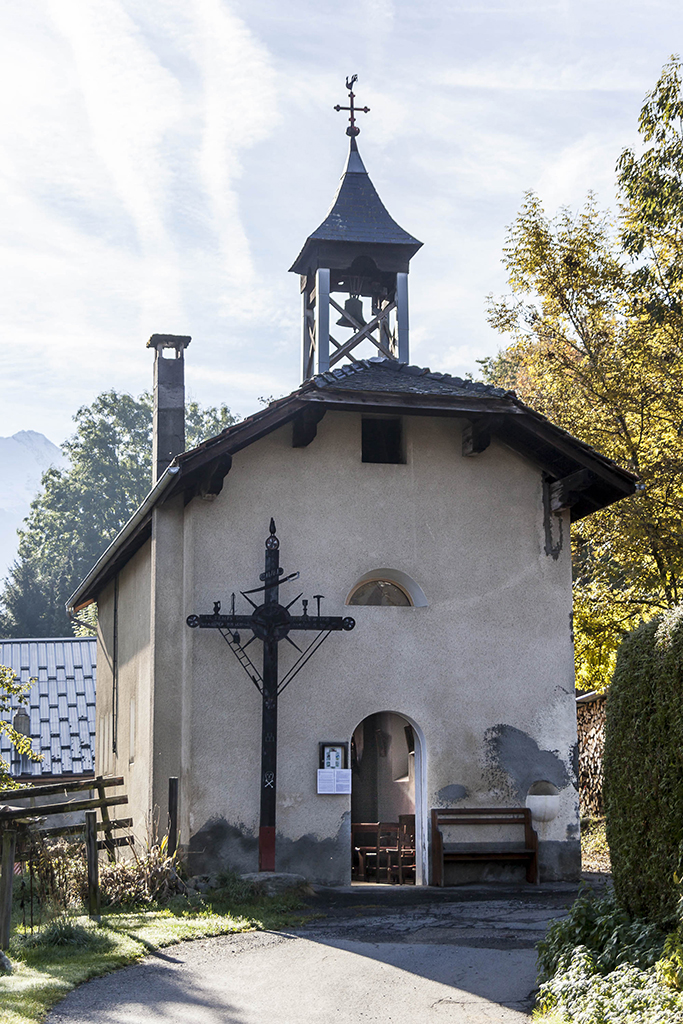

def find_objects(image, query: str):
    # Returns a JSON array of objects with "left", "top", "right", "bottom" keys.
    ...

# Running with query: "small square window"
[{"left": 361, "top": 418, "right": 404, "bottom": 464}]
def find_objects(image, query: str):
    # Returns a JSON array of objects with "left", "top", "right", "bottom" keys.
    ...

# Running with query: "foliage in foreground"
[
  {"left": 537, "top": 947, "right": 683, "bottom": 1024},
  {"left": 0, "top": 664, "right": 41, "bottom": 788},
  {"left": 536, "top": 887, "right": 683, "bottom": 1023},
  {"left": 483, "top": 56, "right": 683, "bottom": 692},
  {"left": 27, "top": 834, "right": 189, "bottom": 910},
  {"left": 603, "top": 605, "right": 683, "bottom": 927},
  {"left": 537, "top": 887, "right": 665, "bottom": 985}
]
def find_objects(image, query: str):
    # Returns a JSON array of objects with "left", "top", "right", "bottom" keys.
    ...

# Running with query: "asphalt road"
[{"left": 46, "top": 882, "right": 588, "bottom": 1024}]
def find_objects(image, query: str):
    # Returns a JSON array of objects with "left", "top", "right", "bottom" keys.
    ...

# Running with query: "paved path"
[{"left": 47, "top": 883, "right": 588, "bottom": 1024}]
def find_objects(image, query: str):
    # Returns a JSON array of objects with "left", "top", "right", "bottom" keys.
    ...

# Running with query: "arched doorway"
[{"left": 351, "top": 711, "right": 426, "bottom": 884}]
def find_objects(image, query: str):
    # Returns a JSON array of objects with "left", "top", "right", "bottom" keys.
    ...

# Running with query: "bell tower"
[{"left": 290, "top": 76, "right": 422, "bottom": 380}]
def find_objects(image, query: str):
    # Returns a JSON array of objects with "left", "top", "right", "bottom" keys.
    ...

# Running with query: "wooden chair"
[
  {"left": 376, "top": 822, "right": 399, "bottom": 883},
  {"left": 396, "top": 814, "right": 416, "bottom": 884},
  {"left": 352, "top": 822, "right": 380, "bottom": 880}
]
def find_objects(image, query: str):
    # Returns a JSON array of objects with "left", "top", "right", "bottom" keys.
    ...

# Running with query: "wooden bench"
[{"left": 431, "top": 807, "right": 539, "bottom": 886}]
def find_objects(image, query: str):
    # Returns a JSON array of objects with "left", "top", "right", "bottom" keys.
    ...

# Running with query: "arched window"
[
  {"left": 348, "top": 579, "right": 412, "bottom": 606},
  {"left": 346, "top": 569, "right": 428, "bottom": 607}
]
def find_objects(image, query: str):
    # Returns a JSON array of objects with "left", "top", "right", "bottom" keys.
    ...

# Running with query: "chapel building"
[{"left": 68, "top": 95, "right": 636, "bottom": 885}]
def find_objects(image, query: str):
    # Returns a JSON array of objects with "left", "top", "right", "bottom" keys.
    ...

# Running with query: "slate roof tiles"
[
  {"left": 309, "top": 357, "right": 515, "bottom": 397},
  {"left": 0, "top": 638, "right": 96, "bottom": 778}
]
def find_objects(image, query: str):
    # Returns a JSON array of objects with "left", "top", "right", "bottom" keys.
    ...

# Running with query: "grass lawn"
[{"left": 1, "top": 891, "right": 311, "bottom": 1024}]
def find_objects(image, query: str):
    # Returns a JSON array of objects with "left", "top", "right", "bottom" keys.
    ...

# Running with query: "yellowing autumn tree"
[
  {"left": 483, "top": 58, "right": 683, "bottom": 691},
  {"left": 0, "top": 665, "right": 41, "bottom": 788}
]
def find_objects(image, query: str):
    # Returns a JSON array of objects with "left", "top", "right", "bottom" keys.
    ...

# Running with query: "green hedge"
[{"left": 603, "top": 607, "right": 683, "bottom": 927}]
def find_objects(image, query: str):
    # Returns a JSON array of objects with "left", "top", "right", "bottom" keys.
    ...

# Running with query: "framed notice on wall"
[
  {"left": 319, "top": 742, "right": 348, "bottom": 769},
  {"left": 317, "top": 768, "right": 352, "bottom": 794},
  {"left": 317, "top": 742, "right": 350, "bottom": 794}
]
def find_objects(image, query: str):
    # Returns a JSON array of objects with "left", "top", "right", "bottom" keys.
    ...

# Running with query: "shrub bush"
[
  {"left": 538, "top": 946, "right": 683, "bottom": 1023},
  {"left": 23, "top": 835, "right": 187, "bottom": 913},
  {"left": 603, "top": 607, "right": 683, "bottom": 926},
  {"left": 537, "top": 887, "right": 665, "bottom": 984}
]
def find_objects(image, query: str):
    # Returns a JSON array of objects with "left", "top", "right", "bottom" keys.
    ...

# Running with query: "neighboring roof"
[
  {"left": 67, "top": 357, "right": 638, "bottom": 612},
  {"left": 0, "top": 638, "right": 96, "bottom": 778},
  {"left": 290, "top": 138, "right": 422, "bottom": 274}
]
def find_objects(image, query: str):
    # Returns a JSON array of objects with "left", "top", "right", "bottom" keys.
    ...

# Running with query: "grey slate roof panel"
[
  {"left": 310, "top": 165, "right": 421, "bottom": 247},
  {"left": 0, "top": 637, "right": 97, "bottom": 779},
  {"left": 309, "top": 358, "right": 514, "bottom": 397},
  {"left": 289, "top": 140, "right": 423, "bottom": 274}
]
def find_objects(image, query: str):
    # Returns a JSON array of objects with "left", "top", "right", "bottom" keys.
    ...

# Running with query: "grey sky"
[{"left": 2, "top": 0, "right": 681, "bottom": 443}]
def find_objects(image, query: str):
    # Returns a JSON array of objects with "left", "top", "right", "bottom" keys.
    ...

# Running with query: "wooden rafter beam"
[
  {"left": 462, "top": 416, "right": 494, "bottom": 457},
  {"left": 292, "top": 406, "right": 326, "bottom": 448},
  {"left": 549, "top": 469, "right": 594, "bottom": 512}
]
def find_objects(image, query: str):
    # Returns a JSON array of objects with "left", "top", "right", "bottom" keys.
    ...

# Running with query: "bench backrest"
[{"left": 431, "top": 807, "right": 537, "bottom": 848}]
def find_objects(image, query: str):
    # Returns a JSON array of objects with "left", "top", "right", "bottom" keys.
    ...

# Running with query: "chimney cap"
[{"left": 147, "top": 334, "right": 191, "bottom": 351}]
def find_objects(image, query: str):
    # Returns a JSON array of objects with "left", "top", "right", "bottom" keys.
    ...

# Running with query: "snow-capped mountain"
[{"left": 0, "top": 431, "right": 66, "bottom": 580}]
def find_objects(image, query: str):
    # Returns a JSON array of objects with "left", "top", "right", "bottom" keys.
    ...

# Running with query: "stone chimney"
[{"left": 147, "top": 334, "right": 191, "bottom": 485}]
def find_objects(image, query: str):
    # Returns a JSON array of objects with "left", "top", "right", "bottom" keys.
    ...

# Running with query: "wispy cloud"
[{"left": 1, "top": 0, "right": 683, "bottom": 447}]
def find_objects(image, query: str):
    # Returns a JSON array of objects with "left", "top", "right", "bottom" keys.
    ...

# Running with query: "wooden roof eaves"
[
  {"left": 497, "top": 414, "right": 637, "bottom": 493},
  {"left": 71, "top": 520, "right": 152, "bottom": 610},
  {"left": 301, "top": 389, "right": 636, "bottom": 493},
  {"left": 161, "top": 398, "right": 309, "bottom": 501},
  {"left": 67, "top": 380, "right": 637, "bottom": 606},
  {"left": 298, "top": 389, "right": 523, "bottom": 417},
  {"left": 162, "top": 387, "right": 636, "bottom": 513}
]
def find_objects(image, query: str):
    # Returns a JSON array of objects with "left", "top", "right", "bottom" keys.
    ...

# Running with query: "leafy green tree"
[
  {"left": 618, "top": 56, "right": 683, "bottom": 335},
  {"left": 0, "top": 392, "right": 237, "bottom": 639},
  {"left": 483, "top": 57, "right": 683, "bottom": 691},
  {"left": 0, "top": 665, "right": 41, "bottom": 788}
]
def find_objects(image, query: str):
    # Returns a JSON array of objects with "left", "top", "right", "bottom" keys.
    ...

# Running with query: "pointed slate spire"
[
  {"left": 290, "top": 136, "right": 422, "bottom": 273},
  {"left": 292, "top": 77, "right": 422, "bottom": 380}
]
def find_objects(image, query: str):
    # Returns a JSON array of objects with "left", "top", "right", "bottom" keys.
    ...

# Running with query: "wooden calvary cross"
[{"left": 187, "top": 519, "right": 355, "bottom": 871}]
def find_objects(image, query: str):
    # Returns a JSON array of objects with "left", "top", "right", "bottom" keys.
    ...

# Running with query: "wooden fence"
[{"left": 0, "top": 775, "right": 128, "bottom": 948}]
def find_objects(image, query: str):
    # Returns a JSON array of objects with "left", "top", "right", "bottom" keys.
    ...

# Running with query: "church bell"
[
  {"left": 290, "top": 76, "right": 422, "bottom": 379},
  {"left": 336, "top": 296, "right": 365, "bottom": 330}
]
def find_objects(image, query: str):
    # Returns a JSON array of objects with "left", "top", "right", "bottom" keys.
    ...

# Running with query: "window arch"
[{"left": 346, "top": 569, "right": 428, "bottom": 608}]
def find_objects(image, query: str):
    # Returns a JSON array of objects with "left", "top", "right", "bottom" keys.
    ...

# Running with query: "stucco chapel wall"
[
  {"left": 181, "top": 410, "right": 579, "bottom": 884},
  {"left": 96, "top": 540, "right": 152, "bottom": 840}
]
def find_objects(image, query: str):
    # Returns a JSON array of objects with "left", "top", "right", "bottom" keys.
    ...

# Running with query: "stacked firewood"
[{"left": 577, "top": 696, "right": 607, "bottom": 818}]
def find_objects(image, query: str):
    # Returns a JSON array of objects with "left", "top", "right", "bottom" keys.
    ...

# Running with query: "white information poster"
[{"left": 317, "top": 768, "right": 352, "bottom": 794}]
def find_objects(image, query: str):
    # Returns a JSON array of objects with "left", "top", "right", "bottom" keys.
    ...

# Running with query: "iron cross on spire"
[
  {"left": 187, "top": 519, "right": 355, "bottom": 872},
  {"left": 334, "top": 74, "right": 370, "bottom": 137}
]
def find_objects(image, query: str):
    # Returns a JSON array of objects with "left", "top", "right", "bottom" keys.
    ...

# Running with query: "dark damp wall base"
[
  {"left": 539, "top": 839, "right": 581, "bottom": 882},
  {"left": 275, "top": 813, "right": 351, "bottom": 886},
  {"left": 187, "top": 818, "right": 258, "bottom": 877},
  {"left": 187, "top": 813, "right": 352, "bottom": 886},
  {"left": 188, "top": 820, "right": 581, "bottom": 886},
  {"left": 438, "top": 840, "right": 581, "bottom": 886}
]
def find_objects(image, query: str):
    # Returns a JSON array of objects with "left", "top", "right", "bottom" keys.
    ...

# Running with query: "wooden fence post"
[
  {"left": 85, "top": 811, "right": 100, "bottom": 920},
  {"left": 168, "top": 777, "right": 178, "bottom": 858},
  {"left": 0, "top": 829, "right": 16, "bottom": 950},
  {"left": 96, "top": 777, "right": 116, "bottom": 863}
]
